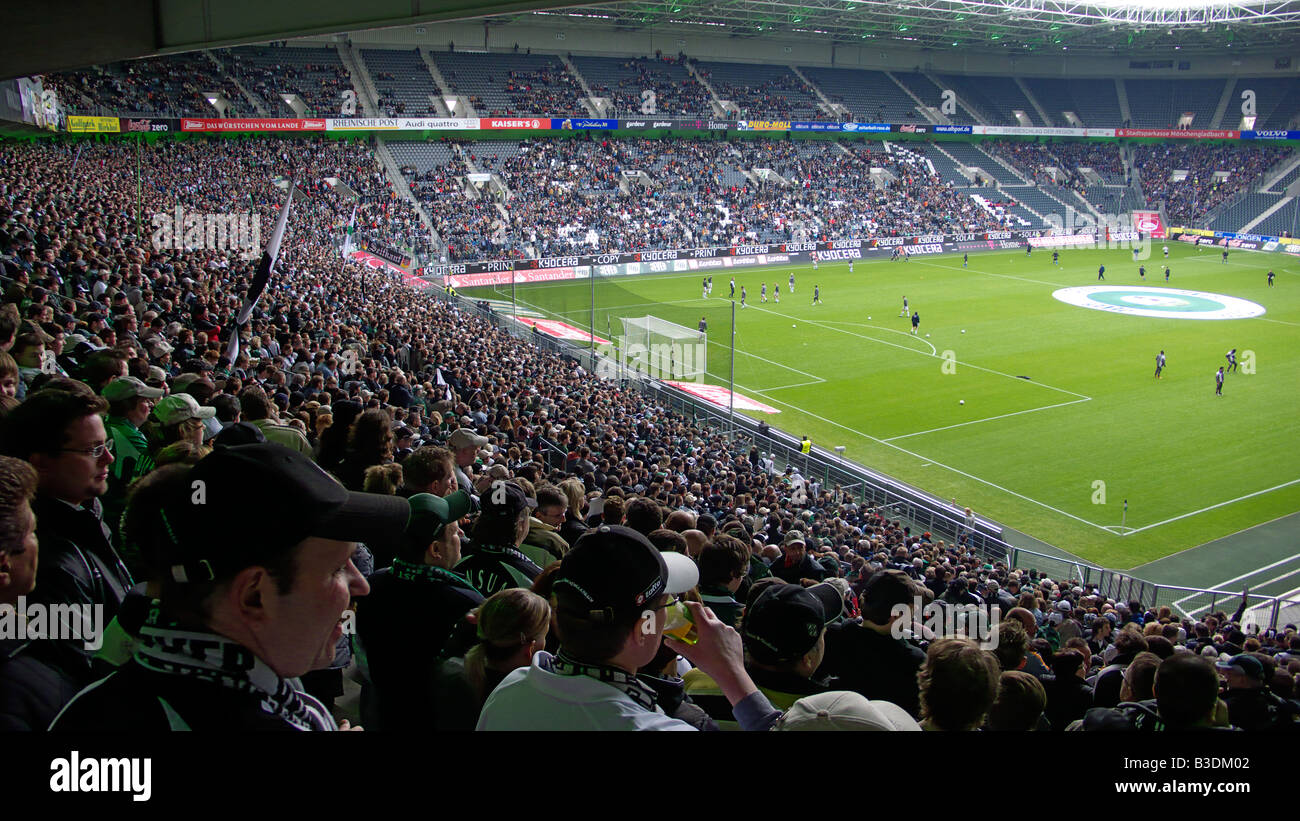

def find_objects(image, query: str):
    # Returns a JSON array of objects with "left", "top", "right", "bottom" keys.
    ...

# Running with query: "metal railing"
[{"left": 434, "top": 286, "right": 1300, "bottom": 630}]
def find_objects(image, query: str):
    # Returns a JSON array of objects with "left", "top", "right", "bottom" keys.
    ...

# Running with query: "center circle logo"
[{"left": 1052, "top": 286, "right": 1266, "bottom": 320}]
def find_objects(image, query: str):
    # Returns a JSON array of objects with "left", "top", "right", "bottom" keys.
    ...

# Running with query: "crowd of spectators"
[
  {"left": 584, "top": 56, "right": 715, "bottom": 118},
  {"left": 47, "top": 54, "right": 249, "bottom": 118},
  {"left": 2, "top": 133, "right": 1296, "bottom": 733},
  {"left": 225, "top": 52, "right": 355, "bottom": 117},
  {"left": 412, "top": 137, "right": 1015, "bottom": 261},
  {"left": 1133, "top": 143, "right": 1291, "bottom": 226}
]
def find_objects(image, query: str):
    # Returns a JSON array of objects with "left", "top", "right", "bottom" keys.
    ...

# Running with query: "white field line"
[
  {"left": 816, "top": 320, "right": 938, "bottom": 355},
  {"left": 1128, "top": 511, "right": 1300, "bottom": 574},
  {"left": 758, "top": 379, "right": 828, "bottom": 391},
  {"left": 512, "top": 264, "right": 1282, "bottom": 538},
  {"left": 1122, "top": 479, "right": 1300, "bottom": 537},
  {"left": 735, "top": 386, "right": 1118, "bottom": 534},
  {"left": 744, "top": 300, "right": 1091, "bottom": 400},
  {"left": 882, "top": 397, "right": 1092, "bottom": 442},
  {"left": 1170, "top": 551, "right": 1300, "bottom": 609},
  {"left": 1182, "top": 570, "right": 1300, "bottom": 617}
]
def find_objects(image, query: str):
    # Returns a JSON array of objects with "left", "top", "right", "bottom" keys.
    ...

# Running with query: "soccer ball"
[
  {"left": 792, "top": 324, "right": 797, "bottom": 328},
  {"left": 867, "top": 316, "right": 872, "bottom": 320},
  {"left": 961, "top": 329, "right": 966, "bottom": 334},
  {"left": 959, "top": 400, "right": 965, "bottom": 405},
  {"left": 925, "top": 333, "right": 930, "bottom": 338}
]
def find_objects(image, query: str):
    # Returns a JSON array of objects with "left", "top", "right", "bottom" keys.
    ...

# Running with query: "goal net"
[{"left": 620, "top": 315, "right": 707, "bottom": 381}]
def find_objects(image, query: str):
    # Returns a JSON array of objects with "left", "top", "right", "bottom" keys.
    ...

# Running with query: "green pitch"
[{"left": 463, "top": 245, "right": 1300, "bottom": 569}]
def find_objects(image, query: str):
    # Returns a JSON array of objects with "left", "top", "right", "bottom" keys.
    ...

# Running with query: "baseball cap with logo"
[
  {"left": 150, "top": 443, "right": 409, "bottom": 583},
  {"left": 1215, "top": 653, "right": 1265, "bottom": 681},
  {"left": 102, "top": 376, "right": 164, "bottom": 402},
  {"left": 742, "top": 583, "right": 842, "bottom": 666},
  {"left": 775, "top": 691, "right": 921, "bottom": 732},
  {"left": 553, "top": 525, "right": 699, "bottom": 625},
  {"left": 152, "top": 393, "right": 217, "bottom": 426}
]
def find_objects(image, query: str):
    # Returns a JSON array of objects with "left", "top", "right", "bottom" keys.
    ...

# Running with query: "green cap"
[{"left": 405, "top": 490, "right": 473, "bottom": 549}]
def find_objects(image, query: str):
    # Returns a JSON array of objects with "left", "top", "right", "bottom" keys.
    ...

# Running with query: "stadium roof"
[{"left": 522, "top": 0, "right": 1300, "bottom": 55}]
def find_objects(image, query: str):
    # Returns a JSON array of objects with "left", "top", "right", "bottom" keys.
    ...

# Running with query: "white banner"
[
  {"left": 326, "top": 117, "right": 480, "bottom": 131},
  {"left": 973, "top": 125, "right": 1116, "bottom": 138}
]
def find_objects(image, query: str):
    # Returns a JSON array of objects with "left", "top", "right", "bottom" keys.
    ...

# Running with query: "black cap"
[
  {"left": 479, "top": 480, "right": 537, "bottom": 519},
  {"left": 158, "top": 443, "right": 409, "bottom": 583},
  {"left": 742, "top": 583, "right": 842, "bottom": 665},
  {"left": 212, "top": 421, "right": 267, "bottom": 448},
  {"left": 553, "top": 525, "right": 699, "bottom": 624}
]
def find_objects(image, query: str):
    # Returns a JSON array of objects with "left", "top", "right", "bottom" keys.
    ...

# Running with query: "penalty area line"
[
  {"left": 739, "top": 388, "right": 1118, "bottom": 535},
  {"left": 881, "top": 397, "right": 1092, "bottom": 442}
]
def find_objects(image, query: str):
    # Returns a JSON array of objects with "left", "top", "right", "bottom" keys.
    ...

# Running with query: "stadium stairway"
[
  {"left": 1249, "top": 197, "right": 1298, "bottom": 236},
  {"left": 204, "top": 49, "right": 267, "bottom": 116},
  {"left": 1015, "top": 77, "right": 1054, "bottom": 127},
  {"left": 338, "top": 44, "right": 379, "bottom": 117},
  {"left": 1205, "top": 192, "right": 1283, "bottom": 232},
  {"left": 556, "top": 53, "right": 600, "bottom": 117},
  {"left": 1262, "top": 154, "right": 1300, "bottom": 193},
  {"left": 1241, "top": 195, "right": 1296, "bottom": 235},
  {"left": 885, "top": 70, "right": 947, "bottom": 124}
]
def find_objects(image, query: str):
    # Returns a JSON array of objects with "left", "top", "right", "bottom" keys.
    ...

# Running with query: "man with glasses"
[{"left": 0, "top": 387, "right": 135, "bottom": 673}]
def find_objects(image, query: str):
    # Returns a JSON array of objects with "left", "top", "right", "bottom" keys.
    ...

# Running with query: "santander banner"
[
  {"left": 1132, "top": 210, "right": 1166, "bottom": 239},
  {"left": 446, "top": 268, "right": 579, "bottom": 289}
]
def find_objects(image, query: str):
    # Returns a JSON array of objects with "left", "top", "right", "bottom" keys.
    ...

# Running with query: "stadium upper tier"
[
  {"left": 384, "top": 138, "right": 1291, "bottom": 262},
  {"left": 42, "top": 46, "right": 1300, "bottom": 129}
]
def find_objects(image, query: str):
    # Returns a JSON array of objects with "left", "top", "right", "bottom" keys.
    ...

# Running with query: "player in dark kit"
[
  {"left": 963, "top": 253, "right": 968, "bottom": 268},
  {"left": 1226, "top": 349, "right": 1237, "bottom": 373},
  {"left": 1052, "top": 251, "right": 1059, "bottom": 266},
  {"left": 1165, "top": 265, "right": 1170, "bottom": 282},
  {"left": 1268, "top": 270, "right": 1275, "bottom": 287},
  {"left": 1139, "top": 264, "right": 1146, "bottom": 280},
  {"left": 911, "top": 311, "right": 920, "bottom": 335},
  {"left": 789, "top": 272, "right": 795, "bottom": 293},
  {"left": 813, "top": 285, "right": 821, "bottom": 305},
  {"left": 1098, "top": 265, "right": 1105, "bottom": 280},
  {"left": 1216, "top": 367, "right": 1225, "bottom": 395},
  {"left": 729, "top": 278, "right": 735, "bottom": 298},
  {"left": 1222, "top": 249, "right": 1229, "bottom": 264},
  {"left": 698, "top": 316, "right": 707, "bottom": 340},
  {"left": 1154, "top": 350, "right": 1165, "bottom": 379},
  {"left": 1026, "top": 242, "right": 1032, "bottom": 256}
]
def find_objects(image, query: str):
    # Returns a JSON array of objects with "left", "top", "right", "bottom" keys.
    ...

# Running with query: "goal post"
[{"left": 619, "top": 315, "right": 707, "bottom": 381}]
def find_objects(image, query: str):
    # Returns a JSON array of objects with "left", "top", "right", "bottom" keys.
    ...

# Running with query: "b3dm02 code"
[{"left": 1194, "top": 758, "right": 1249, "bottom": 769}]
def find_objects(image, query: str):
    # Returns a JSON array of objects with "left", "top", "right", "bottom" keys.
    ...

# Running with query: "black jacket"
[
  {"left": 356, "top": 563, "right": 484, "bottom": 731},
  {"left": 49, "top": 659, "right": 330, "bottom": 732},
  {"left": 770, "top": 551, "right": 826, "bottom": 585},
  {"left": 818, "top": 621, "right": 925, "bottom": 717},
  {"left": 28, "top": 494, "right": 134, "bottom": 671},
  {"left": 0, "top": 638, "right": 85, "bottom": 731},
  {"left": 1040, "top": 673, "right": 1094, "bottom": 731},
  {"left": 454, "top": 544, "right": 542, "bottom": 598}
]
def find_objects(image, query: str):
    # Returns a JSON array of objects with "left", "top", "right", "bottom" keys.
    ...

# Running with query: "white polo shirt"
[{"left": 477, "top": 652, "right": 695, "bottom": 731}]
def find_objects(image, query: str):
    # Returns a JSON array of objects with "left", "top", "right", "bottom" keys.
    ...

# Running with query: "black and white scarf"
[
  {"left": 134, "top": 607, "right": 337, "bottom": 731},
  {"left": 550, "top": 651, "right": 661, "bottom": 712}
]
